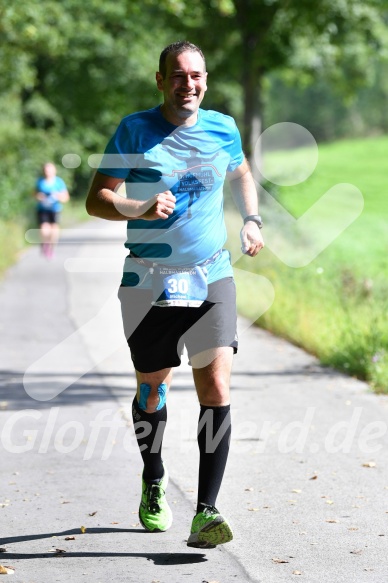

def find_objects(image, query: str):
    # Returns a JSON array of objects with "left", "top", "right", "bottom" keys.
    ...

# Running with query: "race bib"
[{"left": 151, "top": 265, "right": 208, "bottom": 307}]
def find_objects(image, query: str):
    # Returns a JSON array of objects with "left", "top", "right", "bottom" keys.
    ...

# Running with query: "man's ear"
[{"left": 156, "top": 72, "right": 164, "bottom": 91}]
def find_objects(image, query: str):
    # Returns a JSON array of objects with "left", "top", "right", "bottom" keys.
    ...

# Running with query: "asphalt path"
[{"left": 0, "top": 219, "right": 387, "bottom": 583}]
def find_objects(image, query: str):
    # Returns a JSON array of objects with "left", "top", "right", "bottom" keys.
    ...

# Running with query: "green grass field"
[{"left": 226, "top": 135, "right": 388, "bottom": 393}]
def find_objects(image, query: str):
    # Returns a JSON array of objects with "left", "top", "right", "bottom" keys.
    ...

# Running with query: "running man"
[
  {"left": 34, "top": 162, "right": 69, "bottom": 258},
  {"left": 86, "top": 41, "right": 264, "bottom": 548}
]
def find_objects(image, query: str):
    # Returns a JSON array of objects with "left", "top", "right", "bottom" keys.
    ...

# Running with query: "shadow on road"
[
  {"left": 0, "top": 370, "right": 132, "bottom": 409},
  {"left": 1, "top": 528, "right": 207, "bottom": 565},
  {"left": 0, "top": 363, "right": 337, "bottom": 410}
]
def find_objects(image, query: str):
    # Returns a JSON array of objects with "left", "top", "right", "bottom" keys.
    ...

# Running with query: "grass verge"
[{"left": 225, "top": 135, "right": 388, "bottom": 393}]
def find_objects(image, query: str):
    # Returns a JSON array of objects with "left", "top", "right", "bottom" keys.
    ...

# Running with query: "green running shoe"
[
  {"left": 139, "top": 468, "right": 172, "bottom": 532},
  {"left": 187, "top": 504, "right": 233, "bottom": 548}
]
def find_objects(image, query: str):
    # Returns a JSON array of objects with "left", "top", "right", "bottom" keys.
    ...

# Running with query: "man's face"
[
  {"left": 156, "top": 50, "right": 208, "bottom": 126},
  {"left": 43, "top": 163, "right": 56, "bottom": 179}
]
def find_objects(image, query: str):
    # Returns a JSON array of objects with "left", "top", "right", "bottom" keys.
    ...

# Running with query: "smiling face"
[{"left": 156, "top": 50, "right": 208, "bottom": 127}]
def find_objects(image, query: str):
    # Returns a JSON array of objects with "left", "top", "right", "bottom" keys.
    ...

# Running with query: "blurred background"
[{"left": 1, "top": 0, "right": 387, "bottom": 391}]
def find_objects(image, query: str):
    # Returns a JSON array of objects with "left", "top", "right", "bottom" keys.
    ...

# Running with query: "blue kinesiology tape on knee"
[
  {"left": 156, "top": 383, "right": 168, "bottom": 411},
  {"left": 138, "top": 383, "right": 151, "bottom": 411}
]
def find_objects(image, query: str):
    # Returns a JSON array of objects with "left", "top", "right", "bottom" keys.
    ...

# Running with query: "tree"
[
  {"left": 0, "top": 0, "right": 173, "bottom": 208},
  {"left": 166, "top": 0, "right": 388, "bottom": 178}
]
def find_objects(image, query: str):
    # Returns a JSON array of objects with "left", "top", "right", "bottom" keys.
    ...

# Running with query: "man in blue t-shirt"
[
  {"left": 34, "top": 162, "right": 69, "bottom": 258},
  {"left": 86, "top": 41, "right": 264, "bottom": 549}
]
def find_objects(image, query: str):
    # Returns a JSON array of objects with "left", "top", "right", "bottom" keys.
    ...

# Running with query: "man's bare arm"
[
  {"left": 85, "top": 172, "right": 176, "bottom": 221},
  {"left": 227, "top": 158, "right": 264, "bottom": 257}
]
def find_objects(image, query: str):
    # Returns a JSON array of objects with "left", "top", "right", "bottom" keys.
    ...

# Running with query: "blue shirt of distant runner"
[{"left": 36, "top": 176, "right": 67, "bottom": 213}]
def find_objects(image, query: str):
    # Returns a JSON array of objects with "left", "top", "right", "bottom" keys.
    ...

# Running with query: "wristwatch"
[{"left": 243, "top": 215, "right": 263, "bottom": 229}]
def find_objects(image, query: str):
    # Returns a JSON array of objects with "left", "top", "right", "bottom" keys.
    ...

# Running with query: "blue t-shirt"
[
  {"left": 36, "top": 176, "right": 67, "bottom": 213},
  {"left": 99, "top": 106, "right": 244, "bottom": 287}
]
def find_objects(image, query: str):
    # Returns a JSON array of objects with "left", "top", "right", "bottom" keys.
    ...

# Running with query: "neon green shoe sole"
[
  {"left": 139, "top": 468, "right": 172, "bottom": 532},
  {"left": 187, "top": 505, "right": 233, "bottom": 548}
]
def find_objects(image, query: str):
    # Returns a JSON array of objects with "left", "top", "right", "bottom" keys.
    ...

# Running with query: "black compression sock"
[
  {"left": 132, "top": 396, "right": 167, "bottom": 482},
  {"left": 196, "top": 404, "right": 231, "bottom": 513}
]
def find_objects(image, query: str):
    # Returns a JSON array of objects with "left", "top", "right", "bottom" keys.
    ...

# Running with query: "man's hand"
[
  {"left": 240, "top": 221, "right": 264, "bottom": 256},
  {"left": 139, "top": 190, "right": 176, "bottom": 220}
]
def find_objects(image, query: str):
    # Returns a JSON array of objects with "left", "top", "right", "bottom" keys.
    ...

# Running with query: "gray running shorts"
[{"left": 118, "top": 277, "right": 237, "bottom": 373}]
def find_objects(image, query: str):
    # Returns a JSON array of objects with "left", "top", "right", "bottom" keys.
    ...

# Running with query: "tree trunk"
[
  {"left": 234, "top": 0, "right": 278, "bottom": 186},
  {"left": 242, "top": 68, "right": 263, "bottom": 184}
]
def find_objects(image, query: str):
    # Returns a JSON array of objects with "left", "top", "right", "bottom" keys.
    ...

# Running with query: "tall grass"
[{"left": 225, "top": 135, "right": 388, "bottom": 393}]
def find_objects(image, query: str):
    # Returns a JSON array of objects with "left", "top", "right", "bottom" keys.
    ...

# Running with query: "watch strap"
[{"left": 243, "top": 214, "right": 263, "bottom": 228}]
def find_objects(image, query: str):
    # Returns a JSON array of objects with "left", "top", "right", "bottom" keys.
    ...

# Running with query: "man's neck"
[{"left": 160, "top": 104, "right": 198, "bottom": 127}]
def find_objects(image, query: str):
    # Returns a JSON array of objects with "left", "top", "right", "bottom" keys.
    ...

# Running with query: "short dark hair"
[{"left": 159, "top": 41, "right": 206, "bottom": 78}]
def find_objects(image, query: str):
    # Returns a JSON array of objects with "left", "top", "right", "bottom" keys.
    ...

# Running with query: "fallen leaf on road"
[
  {"left": 326, "top": 519, "right": 339, "bottom": 523},
  {"left": 309, "top": 475, "right": 318, "bottom": 480},
  {"left": 293, "top": 571, "right": 302, "bottom": 575},
  {"left": 247, "top": 508, "right": 259, "bottom": 512},
  {"left": 61, "top": 501, "right": 71, "bottom": 504},
  {"left": 362, "top": 462, "right": 376, "bottom": 468},
  {"left": 348, "top": 527, "right": 359, "bottom": 531},
  {"left": 272, "top": 558, "right": 289, "bottom": 564},
  {"left": 80, "top": 526, "right": 86, "bottom": 534},
  {"left": 48, "top": 549, "right": 66, "bottom": 554},
  {"left": 326, "top": 500, "right": 334, "bottom": 505},
  {"left": 245, "top": 487, "right": 254, "bottom": 491},
  {"left": 292, "top": 489, "right": 302, "bottom": 494},
  {"left": 350, "top": 549, "right": 363, "bottom": 555},
  {"left": 111, "top": 521, "right": 119, "bottom": 524},
  {"left": 64, "top": 537, "right": 75, "bottom": 541},
  {"left": 0, "top": 565, "right": 14, "bottom": 575},
  {"left": 88, "top": 511, "right": 97, "bottom": 516}
]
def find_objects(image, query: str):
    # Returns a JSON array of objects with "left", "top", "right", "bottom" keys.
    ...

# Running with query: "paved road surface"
[{"left": 0, "top": 220, "right": 387, "bottom": 583}]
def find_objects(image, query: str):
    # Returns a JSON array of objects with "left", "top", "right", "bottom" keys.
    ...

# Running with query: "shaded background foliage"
[{"left": 0, "top": 0, "right": 388, "bottom": 218}]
